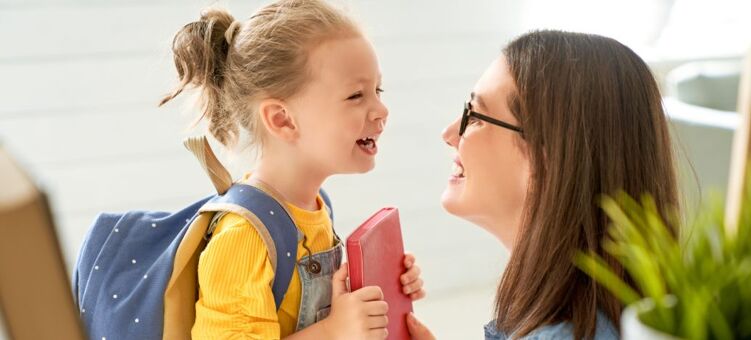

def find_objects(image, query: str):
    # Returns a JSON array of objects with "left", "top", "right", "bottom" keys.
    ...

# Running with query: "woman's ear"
[{"left": 258, "top": 98, "right": 299, "bottom": 142}]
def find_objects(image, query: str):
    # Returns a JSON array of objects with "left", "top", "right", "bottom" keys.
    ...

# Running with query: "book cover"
[{"left": 346, "top": 207, "right": 412, "bottom": 340}]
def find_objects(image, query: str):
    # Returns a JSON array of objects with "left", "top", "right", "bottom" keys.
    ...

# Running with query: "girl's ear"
[{"left": 258, "top": 98, "right": 299, "bottom": 142}]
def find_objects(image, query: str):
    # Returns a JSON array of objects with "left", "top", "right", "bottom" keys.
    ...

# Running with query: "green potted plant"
[{"left": 574, "top": 181, "right": 751, "bottom": 339}]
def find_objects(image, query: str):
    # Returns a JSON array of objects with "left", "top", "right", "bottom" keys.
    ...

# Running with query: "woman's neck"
[
  {"left": 251, "top": 154, "right": 326, "bottom": 211},
  {"left": 472, "top": 211, "right": 521, "bottom": 251}
]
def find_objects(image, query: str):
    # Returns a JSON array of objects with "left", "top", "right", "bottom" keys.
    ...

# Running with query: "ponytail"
[{"left": 159, "top": 8, "right": 238, "bottom": 146}]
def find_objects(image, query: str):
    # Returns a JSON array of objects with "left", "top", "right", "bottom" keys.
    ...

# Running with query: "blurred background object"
[
  {"left": 1, "top": 0, "right": 749, "bottom": 338},
  {"left": 0, "top": 146, "right": 86, "bottom": 340}
]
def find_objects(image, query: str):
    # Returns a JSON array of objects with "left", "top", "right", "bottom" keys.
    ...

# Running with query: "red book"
[{"left": 346, "top": 207, "right": 413, "bottom": 340}]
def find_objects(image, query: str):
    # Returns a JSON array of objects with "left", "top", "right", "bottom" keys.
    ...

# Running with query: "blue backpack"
[{"left": 73, "top": 136, "right": 333, "bottom": 340}]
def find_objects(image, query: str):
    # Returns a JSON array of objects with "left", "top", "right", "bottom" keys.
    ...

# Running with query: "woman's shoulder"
[{"left": 484, "top": 311, "right": 619, "bottom": 340}]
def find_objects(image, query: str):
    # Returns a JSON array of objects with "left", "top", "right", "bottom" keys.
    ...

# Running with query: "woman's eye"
[
  {"left": 376, "top": 87, "right": 384, "bottom": 96},
  {"left": 468, "top": 116, "right": 480, "bottom": 125}
]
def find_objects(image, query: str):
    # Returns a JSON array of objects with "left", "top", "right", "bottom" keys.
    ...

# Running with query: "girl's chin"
[
  {"left": 354, "top": 159, "right": 376, "bottom": 173},
  {"left": 338, "top": 160, "right": 375, "bottom": 174}
]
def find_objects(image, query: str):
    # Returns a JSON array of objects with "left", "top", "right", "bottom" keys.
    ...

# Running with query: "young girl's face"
[
  {"left": 286, "top": 35, "right": 387, "bottom": 176},
  {"left": 441, "top": 56, "right": 530, "bottom": 248}
]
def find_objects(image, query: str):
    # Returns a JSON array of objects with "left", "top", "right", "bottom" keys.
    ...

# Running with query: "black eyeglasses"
[{"left": 460, "top": 101, "right": 523, "bottom": 136}]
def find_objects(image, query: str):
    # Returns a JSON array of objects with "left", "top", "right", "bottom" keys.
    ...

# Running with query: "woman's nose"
[{"left": 442, "top": 117, "right": 460, "bottom": 147}]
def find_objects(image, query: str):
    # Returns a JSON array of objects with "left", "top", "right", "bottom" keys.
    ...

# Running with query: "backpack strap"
[
  {"left": 319, "top": 188, "right": 334, "bottom": 222},
  {"left": 252, "top": 178, "right": 338, "bottom": 243},
  {"left": 199, "top": 184, "right": 299, "bottom": 310},
  {"left": 184, "top": 135, "right": 337, "bottom": 309},
  {"left": 184, "top": 136, "right": 232, "bottom": 195},
  {"left": 318, "top": 188, "right": 339, "bottom": 242}
]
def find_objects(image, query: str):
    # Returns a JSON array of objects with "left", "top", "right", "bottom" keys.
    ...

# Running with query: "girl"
[
  {"left": 407, "top": 30, "right": 679, "bottom": 339},
  {"left": 159, "top": 1, "right": 425, "bottom": 339}
]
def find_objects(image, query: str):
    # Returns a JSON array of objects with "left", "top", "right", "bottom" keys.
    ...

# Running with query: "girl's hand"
[
  {"left": 407, "top": 312, "right": 436, "bottom": 340},
  {"left": 322, "top": 264, "right": 389, "bottom": 340},
  {"left": 401, "top": 253, "right": 426, "bottom": 301}
]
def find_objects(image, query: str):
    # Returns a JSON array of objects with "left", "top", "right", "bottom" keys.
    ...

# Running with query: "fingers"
[
  {"left": 406, "top": 312, "right": 436, "bottom": 340},
  {"left": 401, "top": 262, "right": 424, "bottom": 300},
  {"left": 366, "top": 300, "right": 389, "bottom": 316},
  {"left": 402, "top": 277, "right": 424, "bottom": 295},
  {"left": 400, "top": 263, "right": 422, "bottom": 285},
  {"left": 368, "top": 328, "right": 389, "bottom": 339},
  {"left": 400, "top": 252, "right": 425, "bottom": 302},
  {"left": 331, "top": 264, "right": 349, "bottom": 298},
  {"left": 354, "top": 285, "right": 384, "bottom": 302},
  {"left": 403, "top": 252, "right": 416, "bottom": 268},
  {"left": 409, "top": 289, "right": 427, "bottom": 301},
  {"left": 367, "top": 315, "right": 388, "bottom": 329}
]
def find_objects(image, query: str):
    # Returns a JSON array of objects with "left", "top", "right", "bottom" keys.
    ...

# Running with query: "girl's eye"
[
  {"left": 347, "top": 92, "right": 363, "bottom": 100},
  {"left": 347, "top": 87, "right": 384, "bottom": 101},
  {"left": 467, "top": 116, "right": 480, "bottom": 125}
]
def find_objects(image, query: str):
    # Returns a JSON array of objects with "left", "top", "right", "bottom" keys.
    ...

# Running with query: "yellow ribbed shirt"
[{"left": 192, "top": 193, "right": 334, "bottom": 339}]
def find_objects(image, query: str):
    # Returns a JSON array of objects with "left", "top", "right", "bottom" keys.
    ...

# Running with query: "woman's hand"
[
  {"left": 407, "top": 312, "right": 436, "bottom": 340},
  {"left": 401, "top": 253, "right": 426, "bottom": 300}
]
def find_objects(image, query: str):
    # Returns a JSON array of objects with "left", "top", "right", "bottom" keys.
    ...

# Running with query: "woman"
[{"left": 408, "top": 30, "right": 679, "bottom": 339}]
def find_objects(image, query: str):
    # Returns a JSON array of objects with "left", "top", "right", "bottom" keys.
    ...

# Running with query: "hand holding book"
[{"left": 346, "top": 207, "right": 425, "bottom": 340}]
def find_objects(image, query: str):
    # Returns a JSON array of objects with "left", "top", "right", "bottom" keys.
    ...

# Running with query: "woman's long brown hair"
[{"left": 495, "top": 30, "right": 679, "bottom": 339}]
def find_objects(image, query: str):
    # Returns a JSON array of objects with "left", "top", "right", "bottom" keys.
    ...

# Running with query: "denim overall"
[{"left": 294, "top": 234, "right": 343, "bottom": 331}]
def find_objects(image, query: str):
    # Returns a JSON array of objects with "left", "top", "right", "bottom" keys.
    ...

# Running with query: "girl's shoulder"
[
  {"left": 210, "top": 211, "right": 273, "bottom": 244},
  {"left": 212, "top": 212, "right": 253, "bottom": 234},
  {"left": 203, "top": 212, "right": 270, "bottom": 259},
  {"left": 484, "top": 311, "right": 619, "bottom": 340}
]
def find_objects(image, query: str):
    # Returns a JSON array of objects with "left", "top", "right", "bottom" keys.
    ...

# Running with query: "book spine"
[{"left": 346, "top": 240, "right": 365, "bottom": 291}]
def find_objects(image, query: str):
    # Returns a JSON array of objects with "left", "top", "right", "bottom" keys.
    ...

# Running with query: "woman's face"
[{"left": 441, "top": 55, "right": 530, "bottom": 248}]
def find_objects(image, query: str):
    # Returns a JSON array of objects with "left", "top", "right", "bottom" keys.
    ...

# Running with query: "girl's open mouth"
[{"left": 356, "top": 136, "right": 378, "bottom": 155}]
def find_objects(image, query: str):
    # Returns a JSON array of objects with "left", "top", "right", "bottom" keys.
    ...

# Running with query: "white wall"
[
  {"left": 2, "top": 0, "right": 746, "bottom": 338},
  {"left": 1, "top": 1, "right": 523, "bottom": 338},
  {"left": 0, "top": 0, "right": 527, "bottom": 294}
]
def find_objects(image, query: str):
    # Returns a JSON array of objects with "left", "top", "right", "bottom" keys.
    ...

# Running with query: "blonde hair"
[{"left": 159, "top": 0, "right": 360, "bottom": 148}]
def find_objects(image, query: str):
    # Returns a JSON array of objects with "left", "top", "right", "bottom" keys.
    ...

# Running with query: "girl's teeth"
[
  {"left": 452, "top": 163, "right": 464, "bottom": 177},
  {"left": 358, "top": 137, "right": 375, "bottom": 145},
  {"left": 357, "top": 138, "right": 376, "bottom": 149}
]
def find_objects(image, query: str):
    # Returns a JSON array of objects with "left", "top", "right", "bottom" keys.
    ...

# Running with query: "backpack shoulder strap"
[
  {"left": 184, "top": 133, "right": 336, "bottom": 309},
  {"left": 199, "top": 183, "right": 299, "bottom": 310},
  {"left": 184, "top": 135, "right": 296, "bottom": 309},
  {"left": 318, "top": 188, "right": 339, "bottom": 242}
]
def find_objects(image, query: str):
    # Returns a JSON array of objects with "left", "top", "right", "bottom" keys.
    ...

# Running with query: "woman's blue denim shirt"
[{"left": 484, "top": 311, "right": 619, "bottom": 339}]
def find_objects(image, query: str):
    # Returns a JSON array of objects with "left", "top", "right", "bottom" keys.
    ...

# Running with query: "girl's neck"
[{"left": 250, "top": 155, "right": 326, "bottom": 211}]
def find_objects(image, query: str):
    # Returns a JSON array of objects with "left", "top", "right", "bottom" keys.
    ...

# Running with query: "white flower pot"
[{"left": 621, "top": 298, "right": 683, "bottom": 340}]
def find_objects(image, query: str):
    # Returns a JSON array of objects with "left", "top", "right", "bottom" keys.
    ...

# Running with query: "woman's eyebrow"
[{"left": 470, "top": 92, "right": 488, "bottom": 111}]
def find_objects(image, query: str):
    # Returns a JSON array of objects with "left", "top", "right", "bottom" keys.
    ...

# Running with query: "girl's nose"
[
  {"left": 369, "top": 99, "right": 389, "bottom": 122},
  {"left": 442, "top": 117, "right": 460, "bottom": 147}
]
